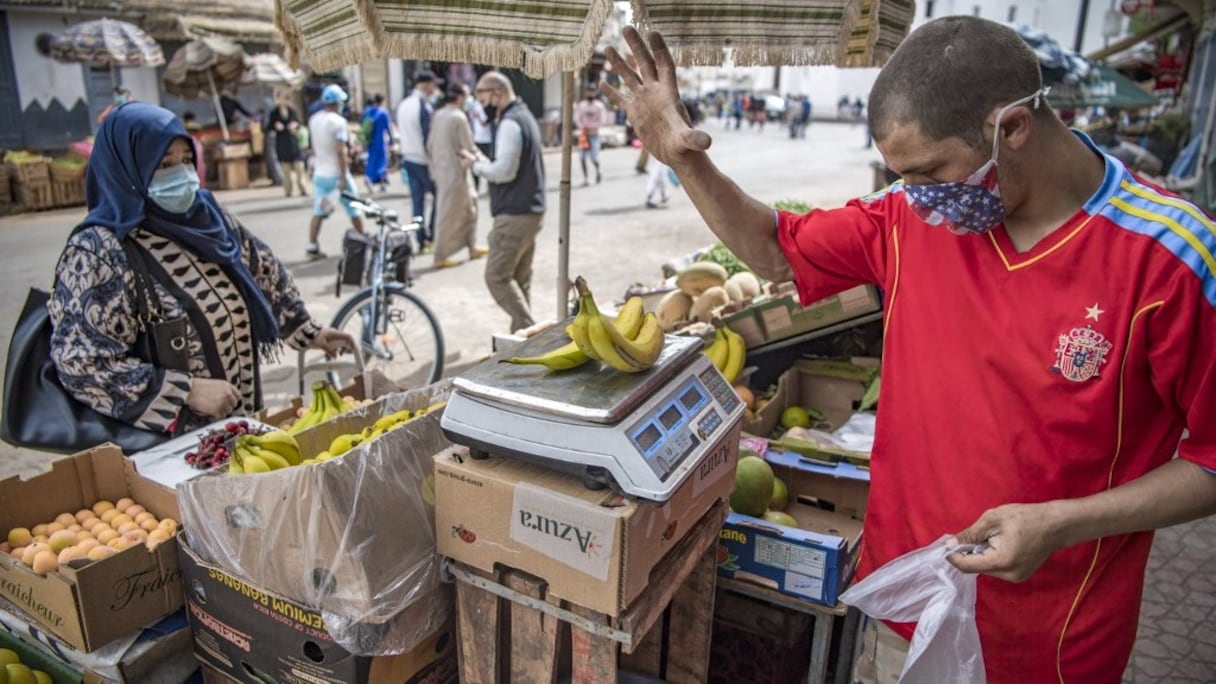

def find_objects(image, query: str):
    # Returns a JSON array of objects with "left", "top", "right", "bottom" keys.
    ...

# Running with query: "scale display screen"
[
  {"left": 680, "top": 386, "right": 704, "bottom": 411},
  {"left": 636, "top": 424, "right": 662, "bottom": 452},
  {"left": 628, "top": 377, "right": 722, "bottom": 481},
  {"left": 660, "top": 405, "right": 682, "bottom": 430}
]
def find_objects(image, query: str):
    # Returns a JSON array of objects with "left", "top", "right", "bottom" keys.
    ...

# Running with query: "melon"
[{"left": 729, "top": 455, "right": 775, "bottom": 517}]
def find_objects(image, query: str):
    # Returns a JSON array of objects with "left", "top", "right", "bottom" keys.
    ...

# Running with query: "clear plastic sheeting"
[
  {"left": 840, "top": 536, "right": 986, "bottom": 684},
  {"left": 178, "top": 382, "right": 453, "bottom": 656}
]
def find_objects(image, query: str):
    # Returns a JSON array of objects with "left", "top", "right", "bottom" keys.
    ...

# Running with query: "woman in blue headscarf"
[{"left": 49, "top": 102, "right": 353, "bottom": 435}]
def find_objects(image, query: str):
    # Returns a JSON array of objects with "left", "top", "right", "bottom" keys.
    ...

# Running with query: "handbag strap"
[{"left": 118, "top": 237, "right": 163, "bottom": 326}]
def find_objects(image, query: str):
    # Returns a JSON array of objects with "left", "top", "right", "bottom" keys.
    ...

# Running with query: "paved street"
[{"left": 0, "top": 119, "right": 1212, "bottom": 681}]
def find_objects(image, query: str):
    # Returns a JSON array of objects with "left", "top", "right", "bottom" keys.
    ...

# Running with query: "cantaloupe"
[
  {"left": 689, "top": 286, "right": 730, "bottom": 321},
  {"left": 676, "top": 262, "right": 728, "bottom": 296},
  {"left": 726, "top": 271, "right": 761, "bottom": 298},
  {"left": 655, "top": 290, "right": 694, "bottom": 332}
]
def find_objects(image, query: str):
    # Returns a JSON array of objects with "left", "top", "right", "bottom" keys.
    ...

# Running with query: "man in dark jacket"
[{"left": 462, "top": 71, "right": 546, "bottom": 333}]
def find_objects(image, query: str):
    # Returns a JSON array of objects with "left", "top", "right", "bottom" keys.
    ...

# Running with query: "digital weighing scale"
[{"left": 440, "top": 324, "right": 746, "bottom": 502}]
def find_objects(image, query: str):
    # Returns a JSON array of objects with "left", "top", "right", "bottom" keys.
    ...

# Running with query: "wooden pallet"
[
  {"left": 14, "top": 181, "right": 54, "bottom": 211},
  {"left": 451, "top": 499, "right": 727, "bottom": 684},
  {"left": 51, "top": 177, "right": 85, "bottom": 208}
]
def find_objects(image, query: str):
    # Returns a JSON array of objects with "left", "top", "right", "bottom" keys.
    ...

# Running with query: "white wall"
[
  {"left": 8, "top": 11, "right": 87, "bottom": 110},
  {"left": 915, "top": 0, "right": 1127, "bottom": 55},
  {"left": 119, "top": 66, "right": 160, "bottom": 104}
]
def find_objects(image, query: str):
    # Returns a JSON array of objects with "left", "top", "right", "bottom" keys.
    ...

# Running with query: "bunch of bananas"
[
  {"left": 309, "top": 401, "right": 448, "bottom": 464},
  {"left": 229, "top": 430, "right": 303, "bottom": 474},
  {"left": 704, "top": 326, "right": 747, "bottom": 384},
  {"left": 505, "top": 277, "right": 665, "bottom": 374},
  {"left": 506, "top": 294, "right": 645, "bottom": 371},
  {"left": 287, "top": 381, "right": 347, "bottom": 435}
]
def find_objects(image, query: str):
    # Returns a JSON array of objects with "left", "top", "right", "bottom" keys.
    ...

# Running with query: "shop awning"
[
  {"left": 1048, "top": 64, "right": 1162, "bottom": 109},
  {"left": 177, "top": 15, "right": 278, "bottom": 43},
  {"left": 274, "top": 0, "right": 914, "bottom": 77}
]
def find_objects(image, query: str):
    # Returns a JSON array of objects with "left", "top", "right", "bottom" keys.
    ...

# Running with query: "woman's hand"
[
  {"left": 601, "top": 27, "right": 711, "bottom": 169},
  {"left": 310, "top": 327, "right": 356, "bottom": 359},
  {"left": 187, "top": 377, "right": 241, "bottom": 419}
]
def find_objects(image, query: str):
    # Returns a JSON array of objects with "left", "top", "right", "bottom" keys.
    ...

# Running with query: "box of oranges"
[{"left": 0, "top": 444, "right": 182, "bottom": 652}]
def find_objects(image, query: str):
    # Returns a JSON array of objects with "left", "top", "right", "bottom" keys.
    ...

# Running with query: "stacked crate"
[
  {"left": 8, "top": 159, "right": 53, "bottom": 211},
  {"left": 50, "top": 163, "right": 86, "bottom": 208}
]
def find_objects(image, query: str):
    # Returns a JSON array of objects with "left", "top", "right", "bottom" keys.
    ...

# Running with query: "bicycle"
[{"left": 330, "top": 192, "right": 445, "bottom": 387}]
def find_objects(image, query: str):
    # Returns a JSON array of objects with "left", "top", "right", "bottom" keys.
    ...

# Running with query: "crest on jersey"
[{"left": 1051, "top": 326, "right": 1113, "bottom": 382}]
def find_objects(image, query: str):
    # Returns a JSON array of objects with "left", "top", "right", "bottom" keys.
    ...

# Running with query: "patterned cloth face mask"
[{"left": 903, "top": 88, "right": 1049, "bottom": 235}]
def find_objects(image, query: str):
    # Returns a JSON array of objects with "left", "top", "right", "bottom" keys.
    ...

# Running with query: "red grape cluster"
[{"left": 184, "top": 421, "right": 259, "bottom": 469}]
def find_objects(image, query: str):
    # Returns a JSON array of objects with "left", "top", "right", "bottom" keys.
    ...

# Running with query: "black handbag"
[{"left": 1, "top": 236, "right": 191, "bottom": 455}]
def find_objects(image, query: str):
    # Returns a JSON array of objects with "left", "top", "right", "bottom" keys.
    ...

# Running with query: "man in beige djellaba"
[{"left": 427, "top": 81, "right": 488, "bottom": 268}]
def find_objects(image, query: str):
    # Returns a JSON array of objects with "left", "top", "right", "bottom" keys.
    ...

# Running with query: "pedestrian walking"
[
  {"left": 575, "top": 88, "right": 608, "bottom": 185},
  {"left": 462, "top": 71, "right": 546, "bottom": 334},
  {"left": 306, "top": 84, "right": 365, "bottom": 260},
  {"left": 645, "top": 158, "right": 670, "bottom": 208},
  {"left": 266, "top": 92, "right": 308, "bottom": 197},
  {"left": 468, "top": 97, "right": 494, "bottom": 192},
  {"left": 396, "top": 71, "right": 439, "bottom": 250},
  {"left": 361, "top": 94, "right": 393, "bottom": 193},
  {"left": 605, "top": 19, "right": 1216, "bottom": 683},
  {"left": 427, "top": 82, "right": 487, "bottom": 268}
]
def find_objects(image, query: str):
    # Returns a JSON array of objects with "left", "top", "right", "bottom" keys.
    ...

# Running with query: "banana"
[
  {"left": 576, "top": 277, "right": 665, "bottom": 373},
  {"left": 722, "top": 326, "right": 746, "bottom": 384},
  {"left": 704, "top": 328, "right": 729, "bottom": 371},
  {"left": 505, "top": 340, "right": 591, "bottom": 371},
  {"left": 241, "top": 455, "right": 272, "bottom": 473},
  {"left": 323, "top": 385, "right": 347, "bottom": 414},
  {"left": 613, "top": 296, "right": 645, "bottom": 339},
  {"left": 568, "top": 299, "right": 601, "bottom": 360},
  {"left": 287, "top": 383, "right": 326, "bottom": 435},
  {"left": 329, "top": 433, "right": 363, "bottom": 457},
  {"left": 247, "top": 430, "right": 302, "bottom": 465},
  {"left": 246, "top": 445, "right": 291, "bottom": 470},
  {"left": 228, "top": 458, "right": 244, "bottom": 474}
]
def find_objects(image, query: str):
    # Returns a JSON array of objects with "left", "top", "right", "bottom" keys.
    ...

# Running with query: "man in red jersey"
[{"left": 603, "top": 17, "right": 1216, "bottom": 683}]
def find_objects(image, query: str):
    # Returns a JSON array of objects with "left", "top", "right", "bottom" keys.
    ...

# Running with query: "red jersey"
[{"left": 776, "top": 138, "right": 1216, "bottom": 683}]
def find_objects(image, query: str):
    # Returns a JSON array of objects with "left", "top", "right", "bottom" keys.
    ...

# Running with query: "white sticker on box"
[
  {"left": 784, "top": 570, "right": 824, "bottom": 600},
  {"left": 754, "top": 536, "right": 827, "bottom": 578},
  {"left": 838, "top": 286, "right": 874, "bottom": 314},
  {"left": 761, "top": 303, "right": 793, "bottom": 333},
  {"left": 511, "top": 483, "right": 616, "bottom": 580}
]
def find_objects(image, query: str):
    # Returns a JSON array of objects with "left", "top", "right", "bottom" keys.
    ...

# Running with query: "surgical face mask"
[
  {"left": 147, "top": 164, "right": 200, "bottom": 214},
  {"left": 115, "top": 93, "right": 128, "bottom": 105},
  {"left": 903, "top": 88, "right": 1049, "bottom": 235}
]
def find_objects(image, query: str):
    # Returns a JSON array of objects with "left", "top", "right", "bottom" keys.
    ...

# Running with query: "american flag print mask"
[{"left": 902, "top": 87, "right": 1049, "bottom": 236}]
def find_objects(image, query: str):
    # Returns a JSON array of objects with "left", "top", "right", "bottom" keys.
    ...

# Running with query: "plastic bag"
[{"left": 840, "top": 536, "right": 986, "bottom": 683}]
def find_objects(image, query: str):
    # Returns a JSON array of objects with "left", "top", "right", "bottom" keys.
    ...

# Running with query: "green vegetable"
[
  {"left": 698, "top": 242, "right": 750, "bottom": 276},
  {"left": 773, "top": 199, "right": 813, "bottom": 214}
]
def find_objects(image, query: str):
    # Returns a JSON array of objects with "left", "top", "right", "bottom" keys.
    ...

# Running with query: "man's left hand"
[
  {"left": 459, "top": 149, "right": 477, "bottom": 171},
  {"left": 310, "top": 327, "right": 357, "bottom": 359},
  {"left": 947, "top": 502, "right": 1065, "bottom": 582}
]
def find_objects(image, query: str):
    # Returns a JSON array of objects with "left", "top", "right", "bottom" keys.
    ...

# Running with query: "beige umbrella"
[
  {"left": 162, "top": 36, "right": 251, "bottom": 141},
  {"left": 50, "top": 17, "right": 166, "bottom": 87},
  {"left": 274, "top": 0, "right": 911, "bottom": 319},
  {"left": 241, "top": 52, "right": 308, "bottom": 89}
]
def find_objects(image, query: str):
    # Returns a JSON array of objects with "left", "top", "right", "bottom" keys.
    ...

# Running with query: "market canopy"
[
  {"left": 1048, "top": 64, "right": 1162, "bottom": 110},
  {"left": 274, "top": 0, "right": 914, "bottom": 77},
  {"left": 49, "top": 17, "right": 165, "bottom": 76}
]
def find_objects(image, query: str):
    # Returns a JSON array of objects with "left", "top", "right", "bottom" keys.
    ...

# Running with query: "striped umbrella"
[
  {"left": 162, "top": 37, "right": 251, "bottom": 141},
  {"left": 274, "top": 0, "right": 892, "bottom": 77},
  {"left": 241, "top": 53, "right": 308, "bottom": 89},
  {"left": 49, "top": 18, "right": 165, "bottom": 85}
]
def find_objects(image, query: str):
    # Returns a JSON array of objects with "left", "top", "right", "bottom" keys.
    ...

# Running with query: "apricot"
[
  {"left": 92, "top": 501, "right": 115, "bottom": 516},
  {"left": 31, "top": 550, "right": 58, "bottom": 575},
  {"left": 125, "top": 504, "right": 147, "bottom": 517},
  {"left": 75, "top": 530, "right": 94, "bottom": 543},
  {"left": 6, "top": 528, "right": 31, "bottom": 548},
  {"left": 100, "top": 510, "right": 120, "bottom": 524},
  {"left": 74, "top": 509, "right": 94, "bottom": 524},
  {"left": 57, "top": 547, "right": 80, "bottom": 565},
  {"left": 45, "top": 522, "right": 65, "bottom": 534},
  {"left": 30, "top": 524, "right": 48, "bottom": 538},
  {"left": 67, "top": 524, "right": 82, "bottom": 533},
  {"left": 116, "top": 522, "right": 139, "bottom": 535},
  {"left": 96, "top": 529, "right": 119, "bottom": 544},
  {"left": 86, "top": 545, "right": 116, "bottom": 561},
  {"left": 146, "top": 528, "right": 172, "bottom": 549},
  {"left": 48, "top": 530, "right": 78, "bottom": 553},
  {"left": 75, "top": 538, "right": 100, "bottom": 554},
  {"left": 140, "top": 519, "right": 160, "bottom": 532},
  {"left": 158, "top": 519, "right": 178, "bottom": 534},
  {"left": 110, "top": 514, "right": 134, "bottom": 529},
  {"left": 114, "top": 498, "right": 135, "bottom": 513}
]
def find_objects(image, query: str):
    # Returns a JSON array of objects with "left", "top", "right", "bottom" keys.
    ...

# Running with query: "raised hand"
[{"left": 602, "top": 27, "right": 712, "bottom": 168}]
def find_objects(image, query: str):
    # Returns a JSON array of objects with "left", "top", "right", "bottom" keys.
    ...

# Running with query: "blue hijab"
[{"left": 84, "top": 103, "right": 280, "bottom": 352}]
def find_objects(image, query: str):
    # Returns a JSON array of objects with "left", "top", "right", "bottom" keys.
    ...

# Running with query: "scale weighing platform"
[{"left": 440, "top": 325, "right": 746, "bottom": 502}]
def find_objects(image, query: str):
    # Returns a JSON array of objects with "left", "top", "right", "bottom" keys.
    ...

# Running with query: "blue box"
[{"left": 717, "top": 449, "right": 869, "bottom": 606}]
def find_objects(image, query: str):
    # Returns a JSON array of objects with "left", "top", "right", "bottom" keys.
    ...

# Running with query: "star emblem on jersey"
[
  {"left": 1051, "top": 326, "right": 1113, "bottom": 382},
  {"left": 1085, "top": 303, "right": 1104, "bottom": 321}
]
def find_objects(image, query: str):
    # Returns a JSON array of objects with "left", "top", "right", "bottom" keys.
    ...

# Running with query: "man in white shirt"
[
  {"left": 306, "top": 84, "right": 364, "bottom": 260},
  {"left": 467, "top": 97, "right": 495, "bottom": 193},
  {"left": 396, "top": 71, "right": 439, "bottom": 248},
  {"left": 575, "top": 88, "right": 608, "bottom": 185}
]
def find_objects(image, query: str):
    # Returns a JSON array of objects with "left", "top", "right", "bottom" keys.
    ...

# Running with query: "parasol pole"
[
  {"left": 207, "top": 70, "right": 231, "bottom": 142},
  {"left": 556, "top": 70, "right": 575, "bottom": 321}
]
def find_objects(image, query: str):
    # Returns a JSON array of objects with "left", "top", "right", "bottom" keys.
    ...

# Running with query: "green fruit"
[
  {"left": 0, "top": 651, "right": 16, "bottom": 666},
  {"left": 738, "top": 447, "right": 761, "bottom": 460},
  {"left": 729, "top": 455, "right": 775, "bottom": 517},
  {"left": 33, "top": 672, "right": 51, "bottom": 684},
  {"left": 770, "top": 477, "right": 789, "bottom": 510},
  {"left": 780, "top": 406, "right": 811, "bottom": 429},
  {"left": 762, "top": 510, "right": 798, "bottom": 527}
]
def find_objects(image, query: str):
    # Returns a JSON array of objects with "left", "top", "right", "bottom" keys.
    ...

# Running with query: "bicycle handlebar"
[{"left": 340, "top": 192, "right": 422, "bottom": 233}]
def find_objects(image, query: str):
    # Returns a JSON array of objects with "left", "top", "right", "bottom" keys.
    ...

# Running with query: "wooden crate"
[
  {"left": 218, "top": 158, "right": 249, "bottom": 190},
  {"left": 7, "top": 160, "right": 49, "bottom": 186},
  {"left": 709, "top": 588, "right": 814, "bottom": 684},
  {"left": 450, "top": 499, "right": 726, "bottom": 684},
  {"left": 0, "top": 172, "right": 11, "bottom": 210},
  {"left": 14, "top": 180, "right": 54, "bottom": 211},
  {"left": 51, "top": 177, "right": 85, "bottom": 208}
]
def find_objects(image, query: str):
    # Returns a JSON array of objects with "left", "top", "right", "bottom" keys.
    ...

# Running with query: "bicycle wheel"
[{"left": 331, "top": 285, "right": 445, "bottom": 387}]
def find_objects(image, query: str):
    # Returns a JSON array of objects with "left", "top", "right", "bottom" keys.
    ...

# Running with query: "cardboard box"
[
  {"left": 254, "top": 370, "right": 399, "bottom": 430},
  {"left": 177, "top": 384, "right": 451, "bottom": 640},
  {"left": 744, "top": 358, "right": 876, "bottom": 438},
  {"left": 749, "top": 284, "right": 882, "bottom": 347},
  {"left": 180, "top": 540, "right": 457, "bottom": 684},
  {"left": 0, "top": 597, "right": 197, "bottom": 683},
  {"left": 433, "top": 436, "right": 737, "bottom": 617},
  {"left": 717, "top": 450, "right": 869, "bottom": 606},
  {"left": 0, "top": 446, "right": 183, "bottom": 652}
]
